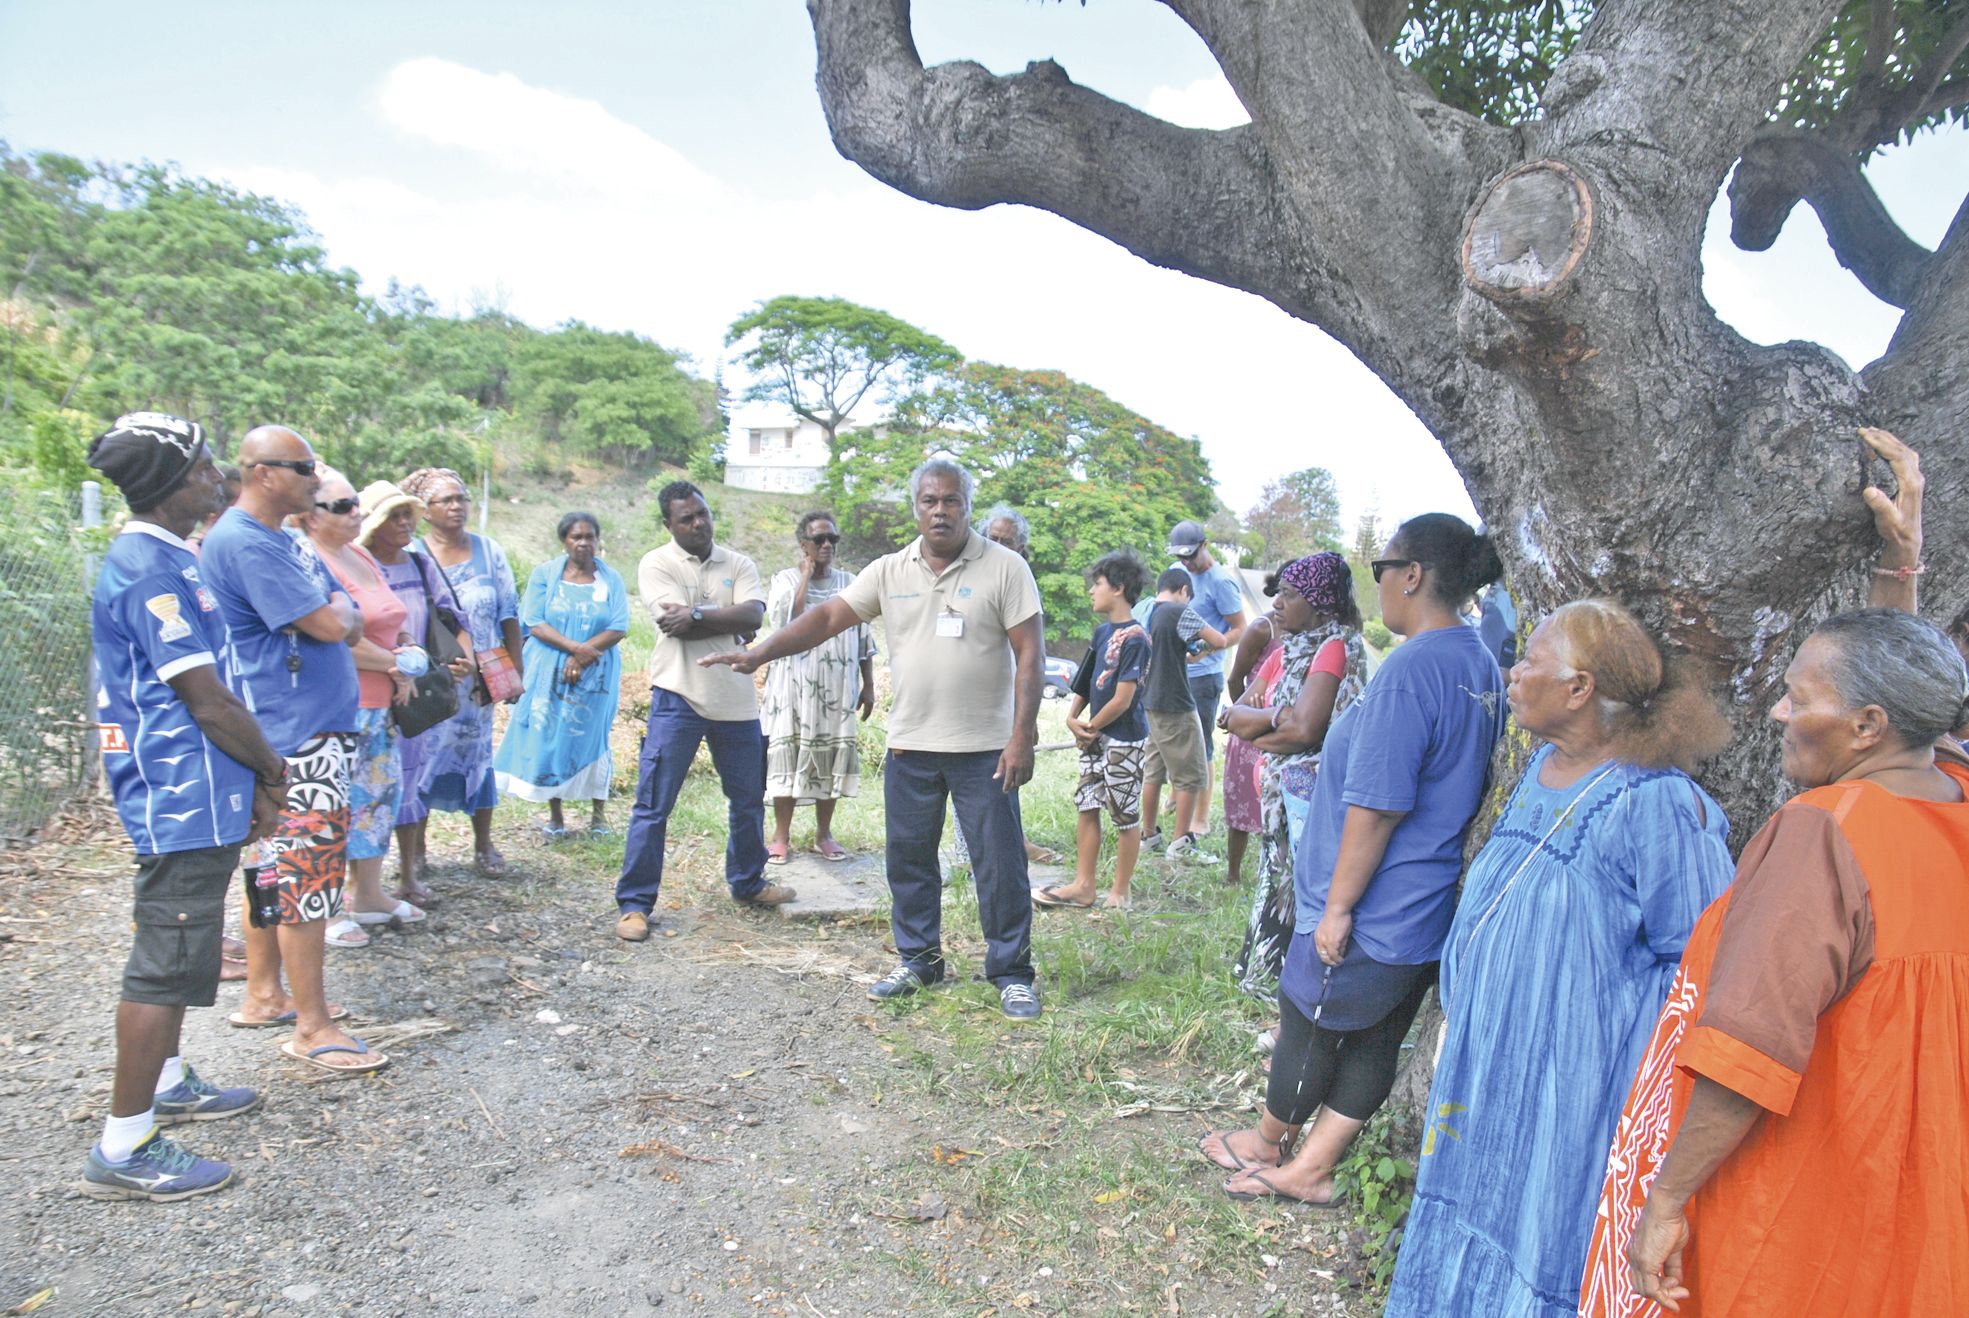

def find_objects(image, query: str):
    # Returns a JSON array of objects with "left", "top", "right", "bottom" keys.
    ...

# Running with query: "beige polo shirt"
[
  {"left": 638, "top": 539, "right": 765, "bottom": 721},
  {"left": 840, "top": 531, "right": 1042, "bottom": 752}
]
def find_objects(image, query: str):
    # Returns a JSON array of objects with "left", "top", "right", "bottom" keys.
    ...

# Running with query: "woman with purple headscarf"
[{"left": 1219, "top": 554, "right": 1366, "bottom": 1013}]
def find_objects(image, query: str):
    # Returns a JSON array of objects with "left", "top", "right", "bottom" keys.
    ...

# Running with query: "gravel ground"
[{"left": 0, "top": 801, "right": 1369, "bottom": 1318}]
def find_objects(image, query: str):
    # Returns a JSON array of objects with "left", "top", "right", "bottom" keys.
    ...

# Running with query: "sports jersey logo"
[
  {"left": 145, "top": 593, "right": 192, "bottom": 643},
  {"left": 195, "top": 587, "right": 217, "bottom": 612},
  {"left": 98, "top": 724, "right": 129, "bottom": 754}
]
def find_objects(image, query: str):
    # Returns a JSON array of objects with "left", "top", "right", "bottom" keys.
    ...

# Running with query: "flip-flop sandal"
[
  {"left": 1199, "top": 1131, "right": 1256, "bottom": 1172},
  {"left": 815, "top": 842, "right": 850, "bottom": 862},
  {"left": 475, "top": 852, "right": 507, "bottom": 876},
  {"left": 540, "top": 825, "right": 569, "bottom": 842},
  {"left": 280, "top": 1037, "right": 390, "bottom": 1075},
  {"left": 397, "top": 884, "right": 438, "bottom": 909},
  {"left": 765, "top": 843, "right": 791, "bottom": 866},
  {"left": 1027, "top": 846, "right": 1062, "bottom": 865},
  {"left": 1101, "top": 896, "right": 1132, "bottom": 912},
  {"left": 1031, "top": 884, "right": 1095, "bottom": 910},
  {"left": 1223, "top": 1171, "right": 1342, "bottom": 1206},
  {"left": 229, "top": 1005, "right": 351, "bottom": 1029},
  {"left": 323, "top": 918, "right": 370, "bottom": 949}
]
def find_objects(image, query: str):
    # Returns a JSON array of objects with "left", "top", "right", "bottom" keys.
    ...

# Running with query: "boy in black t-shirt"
[
  {"left": 1140, "top": 569, "right": 1225, "bottom": 862},
  {"left": 1034, "top": 551, "right": 1152, "bottom": 911}
]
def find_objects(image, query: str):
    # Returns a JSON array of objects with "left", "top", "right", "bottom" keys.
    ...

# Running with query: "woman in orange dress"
[{"left": 1581, "top": 608, "right": 1969, "bottom": 1316}]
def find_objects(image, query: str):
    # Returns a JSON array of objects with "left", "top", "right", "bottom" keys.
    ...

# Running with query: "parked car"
[{"left": 1042, "top": 655, "right": 1078, "bottom": 700}]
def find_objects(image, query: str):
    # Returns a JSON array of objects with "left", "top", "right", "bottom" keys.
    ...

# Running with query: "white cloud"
[
  {"left": 375, "top": 56, "right": 726, "bottom": 204},
  {"left": 1141, "top": 75, "right": 1250, "bottom": 130}
]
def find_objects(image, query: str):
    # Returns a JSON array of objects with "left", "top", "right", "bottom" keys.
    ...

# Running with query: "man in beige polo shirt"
[
  {"left": 703, "top": 459, "right": 1047, "bottom": 1019},
  {"left": 614, "top": 481, "right": 792, "bottom": 941}
]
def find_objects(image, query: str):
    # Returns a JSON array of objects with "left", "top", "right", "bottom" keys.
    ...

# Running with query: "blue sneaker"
[
  {"left": 153, "top": 1064, "right": 261, "bottom": 1125},
  {"left": 1000, "top": 982, "right": 1042, "bottom": 1020},
  {"left": 81, "top": 1131, "right": 234, "bottom": 1202},
  {"left": 867, "top": 964, "right": 936, "bottom": 1001}
]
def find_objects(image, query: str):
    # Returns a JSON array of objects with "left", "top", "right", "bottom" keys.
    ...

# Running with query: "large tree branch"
[
  {"left": 808, "top": 0, "right": 1481, "bottom": 360},
  {"left": 1729, "top": 129, "right": 1938, "bottom": 309},
  {"left": 1546, "top": 0, "right": 1848, "bottom": 198},
  {"left": 1159, "top": 0, "right": 1490, "bottom": 270}
]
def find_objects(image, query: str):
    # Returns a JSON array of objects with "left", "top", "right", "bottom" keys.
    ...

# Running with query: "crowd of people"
[{"left": 76, "top": 412, "right": 1968, "bottom": 1316}]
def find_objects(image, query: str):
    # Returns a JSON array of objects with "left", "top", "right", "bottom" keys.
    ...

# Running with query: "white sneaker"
[{"left": 1165, "top": 833, "right": 1222, "bottom": 865}]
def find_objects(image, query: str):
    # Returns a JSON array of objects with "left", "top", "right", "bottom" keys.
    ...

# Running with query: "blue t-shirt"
[
  {"left": 92, "top": 523, "right": 255, "bottom": 855},
  {"left": 1074, "top": 619, "right": 1150, "bottom": 742},
  {"left": 199, "top": 507, "right": 359, "bottom": 755},
  {"left": 1178, "top": 561, "right": 1244, "bottom": 677},
  {"left": 1294, "top": 624, "right": 1506, "bottom": 964}
]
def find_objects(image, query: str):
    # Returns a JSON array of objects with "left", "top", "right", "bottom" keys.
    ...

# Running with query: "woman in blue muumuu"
[
  {"left": 1383, "top": 599, "right": 1734, "bottom": 1318},
  {"left": 495, "top": 511, "right": 630, "bottom": 838}
]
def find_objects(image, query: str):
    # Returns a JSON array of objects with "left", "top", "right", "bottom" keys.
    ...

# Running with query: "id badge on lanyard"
[{"left": 935, "top": 609, "right": 964, "bottom": 639}]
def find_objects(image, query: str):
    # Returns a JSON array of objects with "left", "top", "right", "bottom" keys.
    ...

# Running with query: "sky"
[{"left": 1, "top": 0, "right": 1961, "bottom": 533}]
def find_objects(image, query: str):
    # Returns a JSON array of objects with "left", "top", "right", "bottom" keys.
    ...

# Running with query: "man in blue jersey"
[
  {"left": 81, "top": 413, "right": 288, "bottom": 1202},
  {"left": 202, "top": 425, "right": 379, "bottom": 1075}
]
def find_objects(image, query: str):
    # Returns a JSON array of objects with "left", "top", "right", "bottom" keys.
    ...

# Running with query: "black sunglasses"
[
  {"left": 315, "top": 497, "right": 360, "bottom": 515},
  {"left": 252, "top": 458, "right": 317, "bottom": 478},
  {"left": 1370, "top": 558, "right": 1422, "bottom": 583},
  {"left": 807, "top": 533, "right": 841, "bottom": 545}
]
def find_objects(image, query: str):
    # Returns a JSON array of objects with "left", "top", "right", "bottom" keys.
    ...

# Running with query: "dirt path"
[{"left": 0, "top": 803, "right": 1371, "bottom": 1318}]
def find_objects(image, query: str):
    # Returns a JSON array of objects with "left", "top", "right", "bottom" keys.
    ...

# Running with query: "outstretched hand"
[
  {"left": 1860, "top": 426, "right": 1923, "bottom": 561},
  {"left": 699, "top": 648, "right": 763, "bottom": 674}
]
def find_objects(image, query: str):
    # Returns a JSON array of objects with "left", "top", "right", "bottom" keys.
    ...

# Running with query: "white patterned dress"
[{"left": 761, "top": 565, "right": 876, "bottom": 803}]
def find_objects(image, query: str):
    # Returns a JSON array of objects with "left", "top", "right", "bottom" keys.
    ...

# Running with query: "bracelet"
[
  {"left": 1872, "top": 563, "right": 1926, "bottom": 579},
  {"left": 1269, "top": 705, "right": 1286, "bottom": 730}
]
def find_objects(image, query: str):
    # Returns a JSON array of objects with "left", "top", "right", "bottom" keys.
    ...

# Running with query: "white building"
[{"left": 724, "top": 405, "right": 832, "bottom": 494}]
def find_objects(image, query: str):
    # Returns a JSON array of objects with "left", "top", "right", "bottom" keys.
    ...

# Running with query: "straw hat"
[{"left": 357, "top": 479, "right": 425, "bottom": 544}]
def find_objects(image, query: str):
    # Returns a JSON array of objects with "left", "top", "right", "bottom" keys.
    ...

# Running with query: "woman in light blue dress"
[
  {"left": 495, "top": 512, "right": 630, "bottom": 837},
  {"left": 1384, "top": 599, "right": 1736, "bottom": 1318},
  {"left": 402, "top": 467, "right": 521, "bottom": 875}
]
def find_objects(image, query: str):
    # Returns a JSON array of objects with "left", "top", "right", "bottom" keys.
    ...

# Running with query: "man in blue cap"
[{"left": 80, "top": 412, "right": 287, "bottom": 1201}]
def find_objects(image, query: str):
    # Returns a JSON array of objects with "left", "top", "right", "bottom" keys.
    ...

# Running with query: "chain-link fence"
[{"left": 0, "top": 482, "right": 100, "bottom": 845}]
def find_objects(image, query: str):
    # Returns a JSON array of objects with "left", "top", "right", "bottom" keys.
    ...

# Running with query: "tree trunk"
[{"left": 803, "top": 0, "right": 1967, "bottom": 837}]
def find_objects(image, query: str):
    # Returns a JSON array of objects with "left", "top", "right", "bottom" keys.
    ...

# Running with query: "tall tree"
[
  {"left": 805, "top": 0, "right": 1969, "bottom": 827},
  {"left": 1245, "top": 466, "right": 1345, "bottom": 565},
  {"left": 724, "top": 295, "right": 962, "bottom": 466},
  {"left": 833, "top": 362, "right": 1218, "bottom": 632}
]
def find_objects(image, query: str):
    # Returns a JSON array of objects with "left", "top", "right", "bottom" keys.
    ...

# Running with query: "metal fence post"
[{"left": 80, "top": 480, "right": 102, "bottom": 785}]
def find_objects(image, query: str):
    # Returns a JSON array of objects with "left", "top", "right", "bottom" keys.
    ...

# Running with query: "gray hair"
[
  {"left": 908, "top": 457, "right": 974, "bottom": 513},
  {"left": 979, "top": 503, "right": 1029, "bottom": 550},
  {"left": 1814, "top": 608, "right": 1969, "bottom": 748}
]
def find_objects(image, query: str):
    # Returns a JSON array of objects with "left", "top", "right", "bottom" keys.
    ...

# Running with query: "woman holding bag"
[
  {"left": 297, "top": 471, "right": 422, "bottom": 945},
  {"left": 359, "top": 480, "right": 472, "bottom": 908},
  {"left": 493, "top": 511, "right": 630, "bottom": 838},
  {"left": 401, "top": 467, "right": 521, "bottom": 876}
]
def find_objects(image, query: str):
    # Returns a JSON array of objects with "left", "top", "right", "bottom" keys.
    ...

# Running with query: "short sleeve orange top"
[{"left": 1580, "top": 761, "right": 1969, "bottom": 1317}]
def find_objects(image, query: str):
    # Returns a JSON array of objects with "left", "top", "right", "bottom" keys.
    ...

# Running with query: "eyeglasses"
[
  {"left": 251, "top": 459, "right": 317, "bottom": 478},
  {"left": 427, "top": 493, "right": 471, "bottom": 508},
  {"left": 1370, "top": 558, "right": 1421, "bottom": 583},
  {"left": 315, "top": 497, "right": 360, "bottom": 515},
  {"left": 807, "top": 533, "right": 841, "bottom": 546}
]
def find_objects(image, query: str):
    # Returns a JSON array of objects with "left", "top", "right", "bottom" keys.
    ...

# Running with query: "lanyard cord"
[{"left": 1445, "top": 761, "right": 1622, "bottom": 1015}]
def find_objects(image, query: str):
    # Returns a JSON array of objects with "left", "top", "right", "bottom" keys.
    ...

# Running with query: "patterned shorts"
[
  {"left": 1074, "top": 736, "right": 1146, "bottom": 830},
  {"left": 255, "top": 732, "right": 355, "bottom": 925}
]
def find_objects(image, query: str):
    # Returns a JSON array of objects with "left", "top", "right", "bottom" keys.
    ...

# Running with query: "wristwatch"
[
  {"left": 257, "top": 765, "right": 288, "bottom": 791},
  {"left": 690, "top": 605, "right": 705, "bottom": 624}
]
